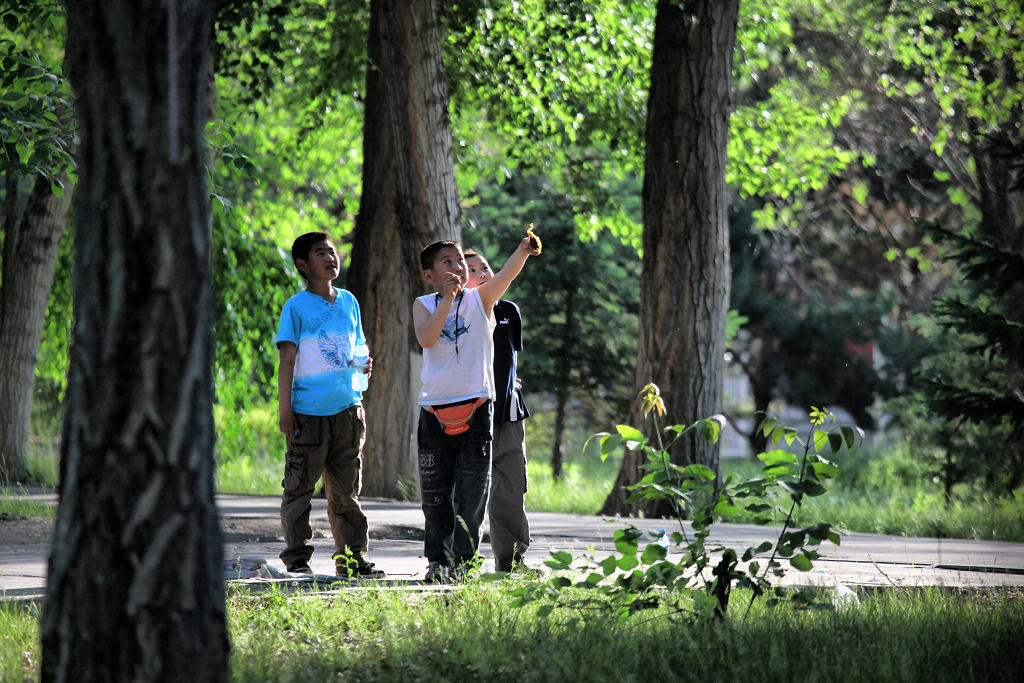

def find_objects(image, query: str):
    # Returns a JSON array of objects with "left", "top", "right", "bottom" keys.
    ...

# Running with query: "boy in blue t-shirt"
[{"left": 276, "top": 231, "right": 382, "bottom": 578}]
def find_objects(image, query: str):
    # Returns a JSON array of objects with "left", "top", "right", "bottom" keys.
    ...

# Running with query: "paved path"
[{"left": 3, "top": 493, "right": 1023, "bottom": 601}]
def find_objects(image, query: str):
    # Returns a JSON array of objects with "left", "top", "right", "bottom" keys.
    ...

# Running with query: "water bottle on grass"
[{"left": 655, "top": 529, "right": 670, "bottom": 560}]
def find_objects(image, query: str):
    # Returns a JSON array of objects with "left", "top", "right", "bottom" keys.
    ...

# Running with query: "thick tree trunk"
[
  {"left": 41, "top": 2, "right": 227, "bottom": 681},
  {"left": 349, "top": 0, "right": 461, "bottom": 499},
  {"left": 600, "top": 0, "right": 738, "bottom": 517},
  {"left": 0, "top": 172, "right": 73, "bottom": 484}
]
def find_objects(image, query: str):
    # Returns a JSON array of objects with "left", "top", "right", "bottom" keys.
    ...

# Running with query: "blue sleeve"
[{"left": 276, "top": 298, "right": 300, "bottom": 347}]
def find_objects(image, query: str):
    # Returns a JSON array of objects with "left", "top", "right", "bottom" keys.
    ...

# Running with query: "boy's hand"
[
  {"left": 440, "top": 272, "right": 464, "bottom": 301},
  {"left": 279, "top": 410, "right": 299, "bottom": 438},
  {"left": 519, "top": 234, "right": 541, "bottom": 256},
  {"left": 526, "top": 225, "right": 542, "bottom": 253}
]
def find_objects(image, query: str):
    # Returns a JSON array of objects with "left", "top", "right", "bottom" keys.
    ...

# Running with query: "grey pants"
[
  {"left": 487, "top": 419, "right": 530, "bottom": 572},
  {"left": 280, "top": 406, "right": 368, "bottom": 566}
]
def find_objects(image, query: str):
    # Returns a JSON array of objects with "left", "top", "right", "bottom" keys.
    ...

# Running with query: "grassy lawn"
[
  {"left": 0, "top": 486, "right": 54, "bottom": 520},
  {"left": 4, "top": 584, "right": 1023, "bottom": 681}
]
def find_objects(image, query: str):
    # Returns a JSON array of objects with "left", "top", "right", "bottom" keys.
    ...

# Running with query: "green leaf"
[
  {"left": 550, "top": 576, "right": 571, "bottom": 589},
  {"left": 762, "top": 463, "right": 796, "bottom": 477},
  {"left": 676, "top": 463, "right": 717, "bottom": 481},
  {"left": 813, "top": 429, "right": 829, "bottom": 452},
  {"left": 695, "top": 415, "right": 726, "bottom": 444},
  {"left": 641, "top": 544, "right": 667, "bottom": 563},
  {"left": 713, "top": 498, "right": 739, "bottom": 516},
  {"left": 804, "top": 523, "right": 834, "bottom": 542},
  {"left": 840, "top": 425, "right": 861, "bottom": 449},
  {"left": 809, "top": 457, "right": 839, "bottom": 480},
  {"left": 584, "top": 432, "right": 624, "bottom": 462},
  {"left": 827, "top": 431, "right": 844, "bottom": 454},
  {"left": 758, "top": 449, "right": 797, "bottom": 466},
  {"left": 851, "top": 182, "right": 868, "bottom": 204},
  {"left": 757, "top": 416, "right": 778, "bottom": 437},
  {"left": 789, "top": 554, "right": 813, "bottom": 571},
  {"left": 793, "top": 480, "right": 828, "bottom": 497},
  {"left": 616, "top": 424, "right": 645, "bottom": 450}
]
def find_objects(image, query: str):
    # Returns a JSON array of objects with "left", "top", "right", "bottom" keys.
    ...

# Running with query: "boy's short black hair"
[
  {"left": 292, "top": 232, "right": 331, "bottom": 279},
  {"left": 420, "top": 240, "right": 461, "bottom": 271}
]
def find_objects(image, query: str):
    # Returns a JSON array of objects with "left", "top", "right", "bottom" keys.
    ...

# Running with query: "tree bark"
[
  {"left": 41, "top": 2, "right": 227, "bottom": 681},
  {"left": 0, "top": 171, "right": 73, "bottom": 484},
  {"left": 549, "top": 286, "right": 575, "bottom": 480},
  {"left": 600, "top": 0, "right": 738, "bottom": 517},
  {"left": 348, "top": 0, "right": 461, "bottom": 499},
  {"left": 550, "top": 391, "right": 567, "bottom": 480}
]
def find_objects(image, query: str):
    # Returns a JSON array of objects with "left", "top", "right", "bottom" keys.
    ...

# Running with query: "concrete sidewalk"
[{"left": 3, "top": 493, "right": 1023, "bottom": 601}]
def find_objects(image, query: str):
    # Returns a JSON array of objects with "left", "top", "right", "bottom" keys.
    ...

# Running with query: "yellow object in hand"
[{"left": 526, "top": 224, "right": 542, "bottom": 253}]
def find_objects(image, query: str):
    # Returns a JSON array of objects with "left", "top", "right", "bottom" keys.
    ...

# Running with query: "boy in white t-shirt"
[{"left": 413, "top": 234, "right": 540, "bottom": 582}]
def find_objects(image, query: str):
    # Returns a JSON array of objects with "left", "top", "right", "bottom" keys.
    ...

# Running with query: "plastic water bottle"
[
  {"left": 655, "top": 529, "right": 670, "bottom": 560},
  {"left": 352, "top": 343, "right": 369, "bottom": 392}
]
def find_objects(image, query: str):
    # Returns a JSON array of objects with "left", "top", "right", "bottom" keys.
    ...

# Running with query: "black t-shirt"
[{"left": 493, "top": 300, "right": 530, "bottom": 424}]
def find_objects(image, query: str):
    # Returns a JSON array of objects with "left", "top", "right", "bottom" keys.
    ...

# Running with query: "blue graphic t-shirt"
[{"left": 276, "top": 288, "right": 365, "bottom": 416}]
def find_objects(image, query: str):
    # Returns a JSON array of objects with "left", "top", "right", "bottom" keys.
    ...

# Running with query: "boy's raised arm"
[{"left": 477, "top": 236, "right": 540, "bottom": 311}]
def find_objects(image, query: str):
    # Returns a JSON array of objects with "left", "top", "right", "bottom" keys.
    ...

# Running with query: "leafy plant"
[{"left": 511, "top": 383, "right": 863, "bottom": 622}]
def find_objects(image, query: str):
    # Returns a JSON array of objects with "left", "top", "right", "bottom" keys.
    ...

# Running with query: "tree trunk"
[
  {"left": 550, "top": 390, "right": 567, "bottom": 480},
  {"left": 348, "top": 0, "right": 461, "bottom": 499},
  {"left": 549, "top": 285, "right": 575, "bottom": 480},
  {"left": 600, "top": 0, "right": 738, "bottom": 517},
  {"left": 41, "top": 2, "right": 227, "bottom": 681},
  {"left": 0, "top": 172, "right": 73, "bottom": 484}
]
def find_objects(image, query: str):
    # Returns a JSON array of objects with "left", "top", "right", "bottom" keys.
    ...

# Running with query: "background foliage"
[{"left": 2, "top": 0, "right": 1021, "bottom": 513}]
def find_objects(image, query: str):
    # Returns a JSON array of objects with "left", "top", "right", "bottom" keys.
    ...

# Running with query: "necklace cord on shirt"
[{"left": 436, "top": 291, "right": 463, "bottom": 362}]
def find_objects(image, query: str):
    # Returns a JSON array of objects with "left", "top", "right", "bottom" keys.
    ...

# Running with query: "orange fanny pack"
[{"left": 428, "top": 399, "right": 485, "bottom": 435}]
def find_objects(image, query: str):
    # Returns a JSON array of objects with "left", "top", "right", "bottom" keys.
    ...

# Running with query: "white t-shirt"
[{"left": 416, "top": 288, "right": 496, "bottom": 406}]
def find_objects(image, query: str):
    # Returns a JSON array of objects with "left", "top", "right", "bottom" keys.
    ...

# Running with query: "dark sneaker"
[
  {"left": 424, "top": 561, "right": 450, "bottom": 584},
  {"left": 286, "top": 559, "right": 312, "bottom": 574},
  {"left": 451, "top": 562, "right": 478, "bottom": 583},
  {"left": 335, "top": 551, "right": 385, "bottom": 579}
]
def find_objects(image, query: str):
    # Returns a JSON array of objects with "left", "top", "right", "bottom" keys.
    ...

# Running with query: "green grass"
[
  {"left": 0, "top": 602, "right": 40, "bottom": 682},
  {"left": 4, "top": 586, "right": 1023, "bottom": 681},
  {"left": 523, "top": 409, "right": 621, "bottom": 515},
  {"left": 721, "top": 442, "right": 1024, "bottom": 543},
  {"left": 0, "top": 486, "right": 54, "bottom": 519}
]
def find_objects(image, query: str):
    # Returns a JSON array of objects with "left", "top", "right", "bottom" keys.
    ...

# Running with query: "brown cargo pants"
[{"left": 279, "top": 405, "right": 369, "bottom": 567}]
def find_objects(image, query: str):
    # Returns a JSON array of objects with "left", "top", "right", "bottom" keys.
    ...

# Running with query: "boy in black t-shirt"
[{"left": 464, "top": 250, "right": 533, "bottom": 573}]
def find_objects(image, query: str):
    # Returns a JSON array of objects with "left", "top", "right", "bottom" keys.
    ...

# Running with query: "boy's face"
[
  {"left": 464, "top": 255, "right": 492, "bottom": 288},
  {"left": 296, "top": 239, "right": 339, "bottom": 283},
  {"left": 422, "top": 245, "right": 468, "bottom": 289}
]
